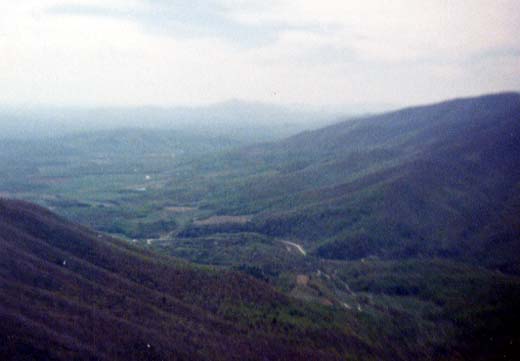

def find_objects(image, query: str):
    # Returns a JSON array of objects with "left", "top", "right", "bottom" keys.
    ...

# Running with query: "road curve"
[{"left": 281, "top": 240, "right": 307, "bottom": 256}]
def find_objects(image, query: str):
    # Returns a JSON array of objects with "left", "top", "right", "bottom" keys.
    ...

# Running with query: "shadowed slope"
[{"left": 0, "top": 198, "right": 373, "bottom": 361}]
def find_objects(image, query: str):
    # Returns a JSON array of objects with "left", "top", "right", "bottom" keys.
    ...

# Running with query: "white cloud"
[
  {"left": 0, "top": 0, "right": 519, "bottom": 107},
  {"left": 230, "top": 0, "right": 520, "bottom": 61}
]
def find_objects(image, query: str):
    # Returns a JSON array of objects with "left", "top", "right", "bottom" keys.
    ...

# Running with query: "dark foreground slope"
[
  {"left": 166, "top": 92, "right": 520, "bottom": 273},
  {"left": 0, "top": 198, "right": 378, "bottom": 361},
  {"left": 4, "top": 202, "right": 519, "bottom": 361}
]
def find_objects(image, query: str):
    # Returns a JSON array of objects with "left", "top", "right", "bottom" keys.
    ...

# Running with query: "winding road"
[{"left": 281, "top": 240, "right": 307, "bottom": 256}]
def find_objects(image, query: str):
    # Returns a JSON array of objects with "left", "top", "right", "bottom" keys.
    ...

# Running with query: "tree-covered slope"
[
  {"left": 0, "top": 198, "right": 378, "bottom": 361},
  {"left": 166, "top": 92, "right": 520, "bottom": 272}
]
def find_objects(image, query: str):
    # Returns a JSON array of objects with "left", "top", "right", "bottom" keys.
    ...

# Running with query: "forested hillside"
[{"left": 166, "top": 93, "right": 520, "bottom": 273}]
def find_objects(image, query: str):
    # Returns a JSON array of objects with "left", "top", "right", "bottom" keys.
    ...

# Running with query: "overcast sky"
[{"left": 1, "top": 0, "right": 519, "bottom": 108}]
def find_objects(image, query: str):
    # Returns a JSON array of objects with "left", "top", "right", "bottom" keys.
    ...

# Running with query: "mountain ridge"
[{"left": 164, "top": 92, "right": 520, "bottom": 273}]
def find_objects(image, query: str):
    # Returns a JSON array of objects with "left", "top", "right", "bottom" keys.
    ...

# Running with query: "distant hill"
[
  {"left": 0, "top": 101, "right": 340, "bottom": 142},
  {"left": 0, "top": 198, "right": 377, "bottom": 360},
  {"left": 167, "top": 92, "right": 520, "bottom": 273}
]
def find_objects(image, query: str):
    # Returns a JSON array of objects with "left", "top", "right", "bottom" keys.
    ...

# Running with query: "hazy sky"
[{"left": 1, "top": 0, "right": 519, "bottom": 108}]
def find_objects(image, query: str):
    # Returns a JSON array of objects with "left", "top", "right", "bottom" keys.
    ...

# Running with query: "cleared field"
[
  {"left": 165, "top": 206, "right": 197, "bottom": 213},
  {"left": 194, "top": 215, "right": 252, "bottom": 226}
]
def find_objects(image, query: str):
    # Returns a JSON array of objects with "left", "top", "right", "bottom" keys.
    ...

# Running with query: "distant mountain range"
[{"left": 0, "top": 100, "right": 345, "bottom": 142}]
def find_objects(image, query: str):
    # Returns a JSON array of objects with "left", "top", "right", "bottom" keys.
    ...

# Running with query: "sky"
[{"left": 1, "top": 0, "right": 519, "bottom": 108}]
